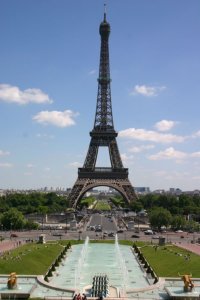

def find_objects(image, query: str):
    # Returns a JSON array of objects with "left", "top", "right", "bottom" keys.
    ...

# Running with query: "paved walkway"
[
  {"left": 0, "top": 240, "right": 21, "bottom": 254},
  {"left": 173, "top": 242, "right": 200, "bottom": 255}
]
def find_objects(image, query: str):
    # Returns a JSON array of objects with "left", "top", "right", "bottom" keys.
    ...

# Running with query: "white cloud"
[
  {"left": 89, "top": 69, "right": 96, "bottom": 75},
  {"left": 119, "top": 128, "right": 185, "bottom": 144},
  {"left": 154, "top": 120, "right": 178, "bottom": 132},
  {"left": 69, "top": 161, "right": 82, "bottom": 168},
  {"left": 130, "top": 84, "right": 166, "bottom": 97},
  {"left": 0, "top": 150, "right": 10, "bottom": 156},
  {"left": 129, "top": 145, "right": 155, "bottom": 153},
  {"left": 192, "top": 130, "right": 200, "bottom": 138},
  {"left": 191, "top": 152, "right": 200, "bottom": 158},
  {"left": 33, "top": 110, "right": 79, "bottom": 127},
  {"left": 44, "top": 167, "right": 51, "bottom": 172},
  {"left": 0, "top": 163, "right": 13, "bottom": 168},
  {"left": 0, "top": 84, "right": 53, "bottom": 104},
  {"left": 148, "top": 147, "right": 187, "bottom": 161},
  {"left": 121, "top": 153, "right": 134, "bottom": 164}
]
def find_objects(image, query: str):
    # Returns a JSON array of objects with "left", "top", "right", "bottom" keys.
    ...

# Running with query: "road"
[{"left": 1, "top": 213, "right": 200, "bottom": 246}]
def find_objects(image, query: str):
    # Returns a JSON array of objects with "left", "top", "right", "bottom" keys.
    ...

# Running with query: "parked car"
[
  {"left": 95, "top": 228, "right": 102, "bottom": 232},
  {"left": 10, "top": 233, "right": 18, "bottom": 238},
  {"left": 52, "top": 232, "right": 63, "bottom": 237},
  {"left": 117, "top": 229, "right": 124, "bottom": 233},
  {"left": 144, "top": 230, "right": 154, "bottom": 235},
  {"left": 108, "top": 232, "right": 115, "bottom": 237},
  {"left": 131, "top": 234, "right": 140, "bottom": 238}
]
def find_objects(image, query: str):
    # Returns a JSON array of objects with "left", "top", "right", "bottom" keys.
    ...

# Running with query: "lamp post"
[
  {"left": 0, "top": 224, "right": 3, "bottom": 242},
  {"left": 78, "top": 230, "right": 82, "bottom": 241}
]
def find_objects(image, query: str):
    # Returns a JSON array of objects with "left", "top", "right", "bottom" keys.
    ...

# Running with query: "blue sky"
[{"left": 0, "top": 0, "right": 200, "bottom": 191}]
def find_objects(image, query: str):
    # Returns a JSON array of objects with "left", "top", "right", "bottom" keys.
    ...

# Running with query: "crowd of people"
[{"left": 73, "top": 293, "right": 87, "bottom": 300}]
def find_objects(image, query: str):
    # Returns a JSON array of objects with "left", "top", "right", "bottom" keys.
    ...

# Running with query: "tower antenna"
[{"left": 104, "top": 3, "right": 107, "bottom": 21}]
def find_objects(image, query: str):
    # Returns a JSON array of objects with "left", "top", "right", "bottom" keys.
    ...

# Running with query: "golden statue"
[
  {"left": 178, "top": 273, "right": 194, "bottom": 292},
  {"left": 7, "top": 272, "right": 17, "bottom": 289}
]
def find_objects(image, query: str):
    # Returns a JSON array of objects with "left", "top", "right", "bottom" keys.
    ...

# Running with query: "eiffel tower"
[{"left": 68, "top": 9, "right": 137, "bottom": 208}]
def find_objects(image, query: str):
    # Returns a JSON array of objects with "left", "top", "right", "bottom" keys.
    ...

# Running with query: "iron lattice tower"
[{"left": 68, "top": 11, "right": 137, "bottom": 208}]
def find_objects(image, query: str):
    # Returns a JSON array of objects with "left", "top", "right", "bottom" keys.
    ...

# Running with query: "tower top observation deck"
[{"left": 99, "top": 5, "right": 110, "bottom": 38}]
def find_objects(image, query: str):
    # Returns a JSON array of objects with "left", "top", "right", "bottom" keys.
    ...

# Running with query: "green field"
[
  {"left": 0, "top": 240, "right": 200, "bottom": 277},
  {"left": 0, "top": 240, "right": 81, "bottom": 275},
  {"left": 134, "top": 242, "right": 200, "bottom": 278},
  {"left": 94, "top": 200, "right": 111, "bottom": 210}
]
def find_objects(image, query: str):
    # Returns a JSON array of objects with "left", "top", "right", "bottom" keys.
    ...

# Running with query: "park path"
[
  {"left": 0, "top": 239, "right": 21, "bottom": 254},
  {"left": 174, "top": 242, "right": 200, "bottom": 255}
]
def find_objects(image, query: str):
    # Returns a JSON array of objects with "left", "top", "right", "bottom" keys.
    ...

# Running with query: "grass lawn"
[
  {"left": 0, "top": 240, "right": 82, "bottom": 275},
  {"left": 137, "top": 243, "right": 200, "bottom": 278},
  {"left": 94, "top": 200, "right": 111, "bottom": 210}
]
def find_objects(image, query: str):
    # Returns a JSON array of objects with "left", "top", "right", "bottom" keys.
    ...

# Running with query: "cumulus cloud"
[
  {"left": 129, "top": 145, "right": 155, "bottom": 153},
  {"left": 0, "top": 150, "right": 10, "bottom": 156},
  {"left": 154, "top": 120, "right": 178, "bottom": 132},
  {"left": 148, "top": 147, "right": 187, "bottom": 161},
  {"left": 0, "top": 84, "right": 53, "bottom": 104},
  {"left": 119, "top": 128, "right": 185, "bottom": 144},
  {"left": 0, "top": 163, "right": 13, "bottom": 168},
  {"left": 33, "top": 110, "right": 79, "bottom": 127},
  {"left": 130, "top": 84, "right": 166, "bottom": 97}
]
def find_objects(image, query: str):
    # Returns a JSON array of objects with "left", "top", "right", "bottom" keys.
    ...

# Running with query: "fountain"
[
  {"left": 75, "top": 236, "right": 89, "bottom": 289},
  {"left": 2, "top": 238, "right": 200, "bottom": 299},
  {"left": 115, "top": 234, "right": 129, "bottom": 291}
]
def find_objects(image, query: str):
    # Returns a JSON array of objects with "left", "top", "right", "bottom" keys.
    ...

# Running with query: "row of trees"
[
  {"left": 0, "top": 192, "right": 69, "bottom": 230},
  {"left": 149, "top": 207, "right": 200, "bottom": 232},
  {"left": 0, "top": 208, "right": 39, "bottom": 231},
  {"left": 0, "top": 192, "right": 68, "bottom": 215},
  {"left": 137, "top": 193, "right": 200, "bottom": 216},
  {"left": 132, "top": 193, "right": 200, "bottom": 232},
  {"left": 111, "top": 193, "right": 200, "bottom": 232}
]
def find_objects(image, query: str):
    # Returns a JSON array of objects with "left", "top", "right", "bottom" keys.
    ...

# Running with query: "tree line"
[
  {"left": 0, "top": 192, "right": 68, "bottom": 230},
  {"left": 131, "top": 193, "right": 200, "bottom": 232}
]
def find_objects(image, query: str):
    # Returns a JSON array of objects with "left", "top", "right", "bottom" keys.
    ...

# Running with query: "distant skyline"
[{"left": 0, "top": 0, "right": 200, "bottom": 191}]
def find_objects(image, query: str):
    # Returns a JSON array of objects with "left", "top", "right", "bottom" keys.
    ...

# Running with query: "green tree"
[
  {"left": 171, "top": 215, "right": 186, "bottom": 230},
  {"left": 149, "top": 207, "right": 172, "bottom": 231},
  {"left": 1, "top": 208, "right": 26, "bottom": 230}
]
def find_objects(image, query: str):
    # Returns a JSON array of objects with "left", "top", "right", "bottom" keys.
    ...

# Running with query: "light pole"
[{"left": 0, "top": 224, "right": 3, "bottom": 241}]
